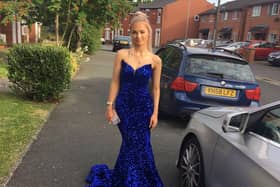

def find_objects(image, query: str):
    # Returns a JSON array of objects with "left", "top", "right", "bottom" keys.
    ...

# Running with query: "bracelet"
[{"left": 106, "top": 101, "right": 113, "bottom": 105}]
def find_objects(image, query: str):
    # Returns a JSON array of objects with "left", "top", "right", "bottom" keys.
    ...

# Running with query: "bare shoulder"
[{"left": 152, "top": 54, "right": 162, "bottom": 68}]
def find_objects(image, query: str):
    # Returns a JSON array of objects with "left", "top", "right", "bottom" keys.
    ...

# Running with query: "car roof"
[
  {"left": 168, "top": 44, "right": 246, "bottom": 62},
  {"left": 114, "top": 35, "right": 131, "bottom": 40}
]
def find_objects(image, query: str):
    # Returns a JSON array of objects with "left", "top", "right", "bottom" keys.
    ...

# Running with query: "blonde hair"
[{"left": 130, "top": 11, "right": 153, "bottom": 52}]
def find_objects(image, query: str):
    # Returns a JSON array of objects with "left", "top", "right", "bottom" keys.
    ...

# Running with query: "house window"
[
  {"left": 201, "top": 16, "right": 206, "bottom": 22},
  {"left": 252, "top": 6, "right": 261, "bottom": 17},
  {"left": 209, "top": 16, "right": 215, "bottom": 23},
  {"left": 232, "top": 11, "right": 238, "bottom": 20},
  {"left": 157, "top": 9, "right": 161, "bottom": 24},
  {"left": 232, "top": 32, "right": 237, "bottom": 42},
  {"left": 247, "top": 32, "right": 252, "bottom": 40},
  {"left": 269, "top": 33, "right": 277, "bottom": 43},
  {"left": 222, "top": 12, "right": 228, "bottom": 21},
  {"left": 208, "top": 32, "right": 212, "bottom": 40},
  {"left": 271, "top": 3, "right": 279, "bottom": 15}
]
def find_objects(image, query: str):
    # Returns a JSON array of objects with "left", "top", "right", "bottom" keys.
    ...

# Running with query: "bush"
[
  {"left": 81, "top": 24, "right": 101, "bottom": 54},
  {"left": 7, "top": 45, "right": 72, "bottom": 101},
  {"left": 69, "top": 52, "right": 79, "bottom": 78}
]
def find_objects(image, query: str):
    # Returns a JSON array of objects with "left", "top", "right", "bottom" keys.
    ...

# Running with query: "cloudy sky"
[{"left": 207, "top": 0, "right": 234, "bottom": 5}]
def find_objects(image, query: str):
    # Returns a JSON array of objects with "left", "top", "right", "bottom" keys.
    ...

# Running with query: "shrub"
[
  {"left": 7, "top": 45, "right": 72, "bottom": 101},
  {"left": 69, "top": 52, "right": 79, "bottom": 78},
  {"left": 81, "top": 23, "right": 101, "bottom": 54}
]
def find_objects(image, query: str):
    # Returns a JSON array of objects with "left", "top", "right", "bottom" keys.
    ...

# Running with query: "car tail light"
[
  {"left": 170, "top": 77, "right": 198, "bottom": 92},
  {"left": 184, "top": 80, "right": 198, "bottom": 92},
  {"left": 245, "top": 86, "right": 261, "bottom": 101}
]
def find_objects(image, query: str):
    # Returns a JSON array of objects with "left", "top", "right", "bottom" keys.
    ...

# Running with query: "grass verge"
[
  {"left": 0, "top": 92, "right": 54, "bottom": 184},
  {"left": 0, "top": 61, "right": 7, "bottom": 79}
]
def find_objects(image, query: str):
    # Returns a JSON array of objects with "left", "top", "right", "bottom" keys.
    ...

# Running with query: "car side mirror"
[{"left": 222, "top": 112, "right": 249, "bottom": 133}]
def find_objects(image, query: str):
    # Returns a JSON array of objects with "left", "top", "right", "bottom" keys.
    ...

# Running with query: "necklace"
[{"left": 129, "top": 48, "right": 147, "bottom": 67}]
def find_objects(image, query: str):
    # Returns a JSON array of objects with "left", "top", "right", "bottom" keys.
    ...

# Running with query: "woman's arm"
[
  {"left": 106, "top": 50, "right": 124, "bottom": 122},
  {"left": 149, "top": 55, "right": 162, "bottom": 129}
]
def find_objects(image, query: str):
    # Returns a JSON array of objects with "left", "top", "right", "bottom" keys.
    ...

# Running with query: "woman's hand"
[
  {"left": 149, "top": 113, "right": 158, "bottom": 129},
  {"left": 106, "top": 106, "right": 115, "bottom": 124}
]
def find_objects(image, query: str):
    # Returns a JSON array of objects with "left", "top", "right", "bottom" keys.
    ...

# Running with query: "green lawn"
[
  {"left": 0, "top": 92, "right": 54, "bottom": 184},
  {"left": 0, "top": 61, "right": 8, "bottom": 78}
]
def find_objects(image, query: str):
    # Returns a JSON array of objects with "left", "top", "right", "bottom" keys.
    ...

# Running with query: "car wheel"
[{"left": 178, "top": 137, "right": 205, "bottom": 187}]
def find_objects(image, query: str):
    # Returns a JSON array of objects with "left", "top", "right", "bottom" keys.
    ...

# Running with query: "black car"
[
  {"left": 268, "top": 51, "right": 280, "bottom": 66},
  {"left": 112, "top": 36, "right": 131, "bottom": 52}
]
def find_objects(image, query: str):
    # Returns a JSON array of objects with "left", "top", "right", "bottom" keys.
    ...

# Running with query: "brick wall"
[
  {"left": 199, "top": 2, "right": 280, "bottom": 42},
  {"left": 244, "top": 4, "right": 280, "bottom": 42}
]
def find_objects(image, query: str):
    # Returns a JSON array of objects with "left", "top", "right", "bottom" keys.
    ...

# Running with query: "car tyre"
[{"left": 178, "top": 137, "right": 205, "bottom": 187}]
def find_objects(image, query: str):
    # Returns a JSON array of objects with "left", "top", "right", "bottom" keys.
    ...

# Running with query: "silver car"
[{"left": 177, "top": 101, "right": 280, "bottom": 187}]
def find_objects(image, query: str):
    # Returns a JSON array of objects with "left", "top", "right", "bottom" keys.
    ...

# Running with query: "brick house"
[
  {"left": 104, "top": 0, "right": 214, "bottom": 47},
  {"left": 0, "top": 21, "right": 41, "bottom": 47},
  {"left": 198, "top": 0, "right": 280, "bottom": 43}
]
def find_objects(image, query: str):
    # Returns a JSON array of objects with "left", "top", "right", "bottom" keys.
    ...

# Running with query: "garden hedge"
[{"left": 7, "top": 45, "right": 72, "bottom": 101}]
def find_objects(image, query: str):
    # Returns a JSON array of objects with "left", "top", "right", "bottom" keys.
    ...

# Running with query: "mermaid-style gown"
[{"left": 85, "top": 60, "right": 164, "bottom": 187}]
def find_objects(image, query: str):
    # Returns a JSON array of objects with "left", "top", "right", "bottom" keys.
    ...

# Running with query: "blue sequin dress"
[{"left": 85, "top": 60, "right": 164, "bottom": 187}]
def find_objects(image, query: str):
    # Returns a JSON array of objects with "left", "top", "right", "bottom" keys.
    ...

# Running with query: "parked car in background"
[
  {"left": 112, "top": 35, "right": 131, "bottom": 52},
  {"left": 177, "top": 100, "right": 280, "bottom": 187},
  {"left": 268, "top": 51, "right": 280, "bottom": 66},
  {"left": 217, "top": 42, "right": 249, "bottom": 52},
  {"left": 156, "top": 42, "right": 260, "bottom": 118},
  {"left": 197, "top": 40, "right": 213, "bottom": 48},
  {"left": 100, "top": 37, "right": 105, "bottom": 45},
  {"left": 184, "top": 38, "right": 203, "bottom": 47},
  {"left": 247, "top": 41, "right": 280, "bottom": 60}
]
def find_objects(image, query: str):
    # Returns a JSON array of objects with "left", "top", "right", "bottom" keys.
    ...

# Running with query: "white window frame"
[
  {"left": 247, "top": 32, "right": 252, "bottom": 41},
  {"left": 154, "top": 28, "right": 161, "bottom": 47},
  {"left": 201, "top": 16, "right": 206, "bottom": 22},
  {"left": 252, "top": 6, "right": 262, "bottom": 17},
  {"left": 271, "top": 3, "right": 279, "bottom": 15},
  {"left": 232, "top": 11, "right": 238, "bottom": 20},
  {"left": 157, "top": 9, "right": 161, "bottom": 24},
  {"left": 223, "top": 12, "right": 228, "bottom": 21},
  {"left": 269, "top": 33, "right": 277, "bottom": 43}
]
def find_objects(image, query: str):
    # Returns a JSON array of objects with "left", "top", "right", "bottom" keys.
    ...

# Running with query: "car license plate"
[
  {"left": 120, "top": 41, "right": 128, "bottom": 45},
  {"left": 204, "top": 86, "right": 236, "bottom": 98}
]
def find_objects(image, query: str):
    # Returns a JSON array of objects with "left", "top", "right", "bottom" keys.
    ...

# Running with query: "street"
[{"left": 6, "top": 45, "right": 280, "bottom": 187}]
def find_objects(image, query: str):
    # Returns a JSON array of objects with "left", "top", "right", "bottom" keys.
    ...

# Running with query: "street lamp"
[{"left": 212, "top": 0, "right": 221, "bottom": 49}]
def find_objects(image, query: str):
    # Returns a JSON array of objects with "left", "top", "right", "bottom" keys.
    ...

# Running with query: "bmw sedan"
[
  {"left": 177, "top": 100, "right": 280, "bottom": 187},
  {"left": 157, "top": 42, "right": 260, "bottom": 118}
]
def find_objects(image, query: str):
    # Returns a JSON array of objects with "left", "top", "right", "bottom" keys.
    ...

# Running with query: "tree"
[{"left": 0, "top": 0, "right": 133, "bottom": 51}]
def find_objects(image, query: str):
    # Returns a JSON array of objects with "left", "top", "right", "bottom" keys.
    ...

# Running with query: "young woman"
[{"left": 86, "top": 11, "right": 164, "bottom": 187}]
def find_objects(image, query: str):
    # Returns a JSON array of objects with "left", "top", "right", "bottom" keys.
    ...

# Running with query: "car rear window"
[{"left": 185, "top": 55, "right": 255, "bottom": 82}]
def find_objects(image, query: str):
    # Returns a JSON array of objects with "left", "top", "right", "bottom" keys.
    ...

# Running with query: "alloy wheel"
[{"left": 180, "top": 141, "right": 202, "bottom": 187}]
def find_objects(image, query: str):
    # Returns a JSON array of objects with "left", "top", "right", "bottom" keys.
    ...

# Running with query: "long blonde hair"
[{"left": 130, "top": 11, "right": 153, "bottom": 52}]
